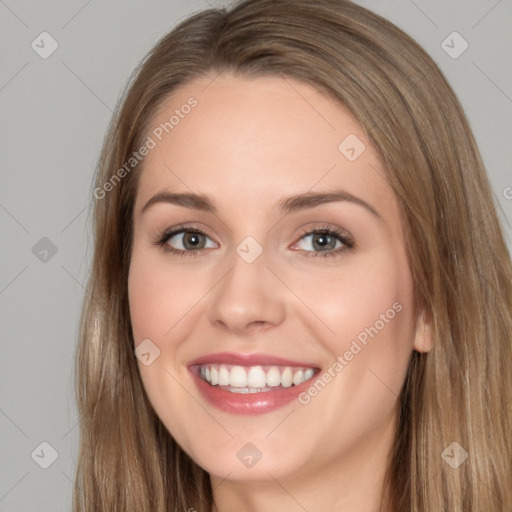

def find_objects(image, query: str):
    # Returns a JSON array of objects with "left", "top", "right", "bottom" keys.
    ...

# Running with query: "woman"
[{"left": 74, "top": 0, "right": 512, "bottom": 510}]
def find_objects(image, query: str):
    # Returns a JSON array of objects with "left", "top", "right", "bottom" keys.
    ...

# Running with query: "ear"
[{"left": 413, "top": 308, "right": 434, "bottom": 353}]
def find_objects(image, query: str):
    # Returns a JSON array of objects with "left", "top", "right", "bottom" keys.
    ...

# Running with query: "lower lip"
[{"left": 188, "top": 366, "right": 317, "bottom": 415}]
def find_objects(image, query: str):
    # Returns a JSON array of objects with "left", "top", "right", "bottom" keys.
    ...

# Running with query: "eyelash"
[{"left": 153, "top": 223, "right": 354, "bottom": 259}]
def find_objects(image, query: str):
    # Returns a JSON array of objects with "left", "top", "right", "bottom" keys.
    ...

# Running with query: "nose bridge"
[{"left": 207, "top": 236, "right": 286, "bottom": 333}]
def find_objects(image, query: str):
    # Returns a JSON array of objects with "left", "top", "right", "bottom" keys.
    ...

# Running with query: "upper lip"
[{"left": 188, "top": 351, "right": 320, "bottom": 368}]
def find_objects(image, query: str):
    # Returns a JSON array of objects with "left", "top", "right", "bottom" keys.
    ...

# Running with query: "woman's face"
[{"left": 128, "top": 72, "right": 431, "bottom": 483}]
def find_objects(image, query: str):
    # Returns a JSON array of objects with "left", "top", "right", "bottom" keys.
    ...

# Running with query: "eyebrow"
[{"left": 139, "top": 190, "right": 383, "bottom": 221}]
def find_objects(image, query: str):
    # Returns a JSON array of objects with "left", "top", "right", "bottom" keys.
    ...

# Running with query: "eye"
[
  {"left": 292, "top": 226, "right": 354, "bottom": 258},
  {"left": 154, "top": 225, "right": 217, "bottom": 256},
  {"left": 153, "top": 223, "right": 354, "bottom": 259}
]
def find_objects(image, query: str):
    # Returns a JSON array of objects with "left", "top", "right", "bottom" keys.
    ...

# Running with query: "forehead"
[{"left": 133, "top": 73, "right": 396, "bottom": 220}]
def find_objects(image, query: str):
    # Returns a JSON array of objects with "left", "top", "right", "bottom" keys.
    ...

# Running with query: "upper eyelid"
[
  {"left": 162, "top": 224, "right": 215, "bottom": 242},
  {"left": 162, "top": 224, "right": 352, "bottom": 246},
  {"left": 161, "top": 228, "right": 352, "bottom": 261}
]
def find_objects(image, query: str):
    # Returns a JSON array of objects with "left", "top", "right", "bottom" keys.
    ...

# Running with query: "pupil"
[
  {"left": 184, "top": 232, "right": 204, "bottom": 250},
  {"left": 314, "top": 233, "right": 334, "bottom": 250}
]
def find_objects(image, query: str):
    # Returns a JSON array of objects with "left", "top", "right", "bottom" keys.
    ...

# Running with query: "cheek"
[
  {"left": 127, "top": 253, "right": 203, "bottom": 451},
  {"left": 128, "top": 260, "right": 163, "bottom": 344},
  {"left": 128, "top": 251, "right": 202, "bottom": 345},
  {"left": 287, "top": 254, "right": 416, "bottom": 452},
  {"left": 296, "top": 250, "right": 416, "bottom": 386}
]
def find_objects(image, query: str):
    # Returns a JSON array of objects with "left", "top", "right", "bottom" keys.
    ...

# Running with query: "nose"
[{"left": 207, "top": 247, "right": 286, "bottom": 336}]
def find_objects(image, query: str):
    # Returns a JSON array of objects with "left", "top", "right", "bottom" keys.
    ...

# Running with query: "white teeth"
[
  {"left": 304, "top": 368, "right": 314, "bottom": 380},
  {"left": 226, "top": 386, "right": 272, "bottom": 394},
  {"left": 218, "top": 365, "right": 230, "bottom": 385},
  {"left": 281, "top": 367, "right": 293, "bottom": 387},
  {"left": 199, "top": 363, "right": 317, "bottom": 390},
  {"left": 210, "top": 366, "right": 219, "bottom": 385},
  {"left": 230, "top": 366, "right": 247, "bottom": 387},
  {"left": 292, "top": 369, "right": 305, "bottom": 386},
  {"left": 266, "top": 366, "right": 281, "bottom": 387},
  {"left": 247, "top": 366, "right": 267, "bottom": 388}
]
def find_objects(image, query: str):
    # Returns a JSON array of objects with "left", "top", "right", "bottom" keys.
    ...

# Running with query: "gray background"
[{"left": 1, "top": 0, "right": 510, "bottom": 510}]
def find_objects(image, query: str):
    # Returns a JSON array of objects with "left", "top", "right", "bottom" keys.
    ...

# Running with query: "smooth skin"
[{"left": 128, "top": 72, "right": 433, "bottom": 512}]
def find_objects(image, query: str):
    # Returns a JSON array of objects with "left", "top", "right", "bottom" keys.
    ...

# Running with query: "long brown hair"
[{"left": 74, "top": 0, "right": 512, "bottom": 510}]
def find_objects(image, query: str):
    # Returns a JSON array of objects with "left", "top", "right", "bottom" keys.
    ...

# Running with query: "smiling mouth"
[{"left": 194, "top": 363, "right": 319, "bottom": 394}]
